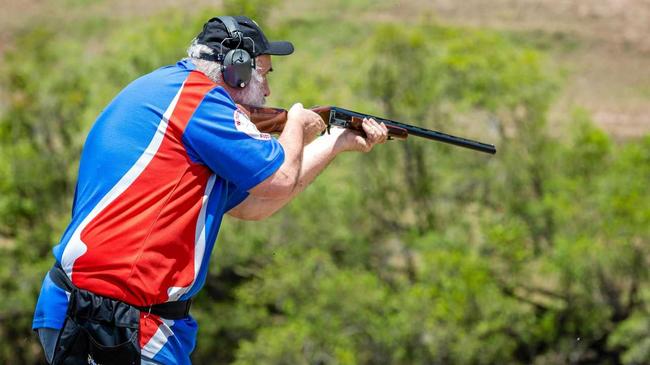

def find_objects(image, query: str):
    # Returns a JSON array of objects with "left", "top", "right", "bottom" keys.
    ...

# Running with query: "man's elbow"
[
  {"left": 248, "top": 170, "right": 297, "bottom": 199},
  {"left": 228, "top": 207, "right": 274, "bottom": 221}
]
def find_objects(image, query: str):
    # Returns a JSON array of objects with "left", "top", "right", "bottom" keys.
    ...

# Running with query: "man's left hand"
[{"left": 330, "top": 118, "right": 389, "bottom": 153}]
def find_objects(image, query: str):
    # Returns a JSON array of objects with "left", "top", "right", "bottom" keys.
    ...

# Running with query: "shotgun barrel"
[{"left": 324, "top": 106, "right": 497, "bottom": 155}]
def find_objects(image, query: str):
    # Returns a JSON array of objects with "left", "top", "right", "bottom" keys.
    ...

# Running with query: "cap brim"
[{"left": 265, "top": 41, "right": 294, "bottom": 56}]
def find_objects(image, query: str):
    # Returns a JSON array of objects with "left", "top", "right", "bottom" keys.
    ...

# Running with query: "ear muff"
[
  {"left": 222, "top": 48, "right": 255, "bottom": 88},
  {"left": 216, "top": 16, "right": 256, "bottom": 89}
]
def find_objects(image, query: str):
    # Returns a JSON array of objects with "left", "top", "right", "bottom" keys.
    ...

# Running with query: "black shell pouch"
[{"left": 51, "top": 287, "right": 140, "bottom": 365}]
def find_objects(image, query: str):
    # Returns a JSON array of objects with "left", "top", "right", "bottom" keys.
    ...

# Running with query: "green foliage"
[
  {"left": 0, "top": 25, "right": 91, "bottom": 362},
  {"left": 608, "top": 312, "right": 650, "bottom": 364},
  {"left": 0, "top": 3, "right": 648, "bottom": 365}
]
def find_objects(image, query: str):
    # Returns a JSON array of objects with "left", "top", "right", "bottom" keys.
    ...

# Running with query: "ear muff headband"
[
  {"left": 216, "top": 16, "right": 240, "bottom": 38},
  {"left": 216, "top": 16, "right": 256, "bottom": 88}
]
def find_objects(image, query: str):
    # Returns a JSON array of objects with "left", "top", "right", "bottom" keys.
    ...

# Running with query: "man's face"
[
  {"left": 255, "top": 55, "right": 272, "bottom": 99},
  {"left": 230, "top": 55, "right": 272, "bottom": 107}
]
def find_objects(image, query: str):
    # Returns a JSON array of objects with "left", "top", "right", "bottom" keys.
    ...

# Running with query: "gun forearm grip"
[{"left": 349, "top": 116, "right": 408, "bottom": 140}]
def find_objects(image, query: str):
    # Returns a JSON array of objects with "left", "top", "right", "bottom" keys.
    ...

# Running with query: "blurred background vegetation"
[{"left": 0, "top": 0, "right": 648, "bottom": 364}]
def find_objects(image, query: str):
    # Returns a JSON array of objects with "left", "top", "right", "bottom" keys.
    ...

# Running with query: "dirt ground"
[{"left": 2, "top": 0, "right": 649, "bottom": 138}]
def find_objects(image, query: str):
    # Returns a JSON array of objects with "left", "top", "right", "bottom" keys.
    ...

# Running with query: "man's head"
[{"left": 187, "top": 16, "right": 293, "bottom": 107}]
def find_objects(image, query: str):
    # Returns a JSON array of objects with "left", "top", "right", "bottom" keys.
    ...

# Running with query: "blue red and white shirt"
[{"left": 32, "top": 59, "right": 284, "bottom": 364}]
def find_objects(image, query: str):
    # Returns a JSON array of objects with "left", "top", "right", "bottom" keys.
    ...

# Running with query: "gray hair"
[
  {"left": 186, "top": 39, "right": 267, "bottom": 106},
  {"left": 186, "top": 38, "right": 224, "bottom": 84}
]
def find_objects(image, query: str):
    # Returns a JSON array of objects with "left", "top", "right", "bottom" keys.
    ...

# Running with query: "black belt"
[{"left": 49, "top": 263, "right": 192, "bottom": 320}]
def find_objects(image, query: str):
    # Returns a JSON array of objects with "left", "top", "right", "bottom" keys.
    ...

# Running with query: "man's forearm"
[
  {"left": 229, "top": 134, "right": 341, "bottom": 220},
  {"left": 286, "top": 133, "right": 340, "bottom": 198},
  {"left": 277, "top": 120, "right": 305, "bottom": 188}
]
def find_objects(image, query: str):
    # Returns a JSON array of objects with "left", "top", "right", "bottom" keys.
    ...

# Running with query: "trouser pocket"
[{"left": 51, "top": 288, "right": 141, "bottom": 365}]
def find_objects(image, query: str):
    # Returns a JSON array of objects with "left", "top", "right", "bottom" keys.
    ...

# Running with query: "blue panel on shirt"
[{"left": 181, "top": 87, "right": 285, "bottom": 192}]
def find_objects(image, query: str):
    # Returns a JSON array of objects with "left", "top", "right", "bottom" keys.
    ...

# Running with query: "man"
[{"left": 32, "top": 16, "right": 388, "bottom": 364}]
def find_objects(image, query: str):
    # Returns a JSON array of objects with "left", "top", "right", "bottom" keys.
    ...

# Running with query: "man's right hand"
[{"left": 287, "top": 103, "right": 326, "bottom": 144}]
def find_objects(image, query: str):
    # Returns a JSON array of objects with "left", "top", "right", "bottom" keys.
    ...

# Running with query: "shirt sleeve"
[
  {"left": 224, "top": 182, "right": 250, "bottom": 212},
  {"left": 182, "top": 87, "right": 285, "bottom": 191}
]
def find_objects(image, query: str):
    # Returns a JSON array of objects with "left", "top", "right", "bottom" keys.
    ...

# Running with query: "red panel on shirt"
[
  {"left": 73, "top": 71, "right": 216, "bottom": 306},
  {"left": 140, "top": 313, "right": 164, "bottom": 348}
]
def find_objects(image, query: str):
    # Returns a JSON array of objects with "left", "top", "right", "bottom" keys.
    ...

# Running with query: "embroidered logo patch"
[{"left": 234, "top": 109, "right": 271, "bottom": 141}]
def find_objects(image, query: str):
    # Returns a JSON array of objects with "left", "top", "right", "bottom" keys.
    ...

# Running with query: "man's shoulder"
[
  {"left": 193, "top": 82, "right": 237, "bottom": 115},
  {"left": 109, "top": 61, "right": 215, "bottom": 112},
  {"left": 131, "top": 62, "right": 192, "bottom": 90}
]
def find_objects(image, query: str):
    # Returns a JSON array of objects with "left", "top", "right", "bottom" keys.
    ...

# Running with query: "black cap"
[{"left": 195, "top": 16, "right": 294, "bottom": 59}]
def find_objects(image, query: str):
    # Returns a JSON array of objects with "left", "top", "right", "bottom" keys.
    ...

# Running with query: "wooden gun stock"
[
  {"left": 237, "top": 103, "right": 496, "bottom": 154},
  {"left": 239, "top": 104, "right": 408, "bottom": 139},
  {"left": 241, "top": 105, "right": 288, "bottom": 134}
]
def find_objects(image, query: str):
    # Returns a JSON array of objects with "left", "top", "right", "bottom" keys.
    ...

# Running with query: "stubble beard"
[{"left": 231, "top": 70, "right": 266, "bottom": 107}]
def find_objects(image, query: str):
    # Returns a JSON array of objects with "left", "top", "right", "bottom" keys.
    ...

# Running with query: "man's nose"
[{"left": 264, "top": 81, "right": 271, "bottom": 97}]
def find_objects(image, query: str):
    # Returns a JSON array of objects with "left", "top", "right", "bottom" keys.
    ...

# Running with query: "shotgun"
[{"left": 238, "top": 104, "right": 497, "bottom": 154}]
